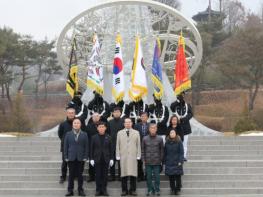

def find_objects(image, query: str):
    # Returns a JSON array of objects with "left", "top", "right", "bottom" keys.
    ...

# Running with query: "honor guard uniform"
[
  {"left": 149, "top": 95, "right": 169, "bottom": 137},
  {"left": 88, "top": 92, "right": 110, "bottom": 123},
  {"left": 128, "top": 99, "right": 148, "bottom": 125}
]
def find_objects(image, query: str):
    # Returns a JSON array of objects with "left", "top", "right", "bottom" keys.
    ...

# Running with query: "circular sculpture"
[{"left": 57, "top": 0, "right": 203, "bottom": 92}]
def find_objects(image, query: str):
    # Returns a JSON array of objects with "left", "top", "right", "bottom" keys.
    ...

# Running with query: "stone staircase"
[{"left": 1, "top": 136, "right": 263, "bottom": 197}]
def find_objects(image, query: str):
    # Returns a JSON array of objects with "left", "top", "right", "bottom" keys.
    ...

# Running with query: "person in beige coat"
[{"left": 116, "top": 117, "right": 141, "bottom": 196}]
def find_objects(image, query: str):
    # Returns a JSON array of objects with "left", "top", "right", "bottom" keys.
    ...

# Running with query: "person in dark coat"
[
  {"left": 64, "top": 118, "right": 89, "bottom": 197},
  {"left": 164, "top": 129, "right": 184, "bottom": 195},
  {"left": 128, "top": 99, "right": 148, "bottom": 125},
  {"left": 85, "top": 112, "right": 101, "bottom": 182},
  {"left": 67, "top": 91, "right": 88, "bottom": 130},
  {"left": 58, "top": 107, "right": 75, "bottom": 184},
  {"left": 134, "top": 112, "right": 150, "bottom": 182},
  {"left": 148, "top": 95, "right": 169, "bottom": 139},
  {"left": 90, "top": 122, "right": 114, "bottom": 196},
  {"left": 108, "top": 107, "right": 124, "bottom": 181},
  {"left": 110, "top": 100, "right": 129, "bottom": 119},
  {"left": 167, "top": 115, "right": 184, "bottom": 142},
  {"left": 142, "top": 124, "right": 164, "bottom": 196},
  {"left": 88, "top": 92, "right": 110, "bottom": 123},
  {"left": 170, "top": 92, "right": 193, "bottom": 161}
]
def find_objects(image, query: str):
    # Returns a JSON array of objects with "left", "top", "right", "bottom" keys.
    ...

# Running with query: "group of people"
[{"left": 58, "top": 91, "right": 193, "bottom": 196}]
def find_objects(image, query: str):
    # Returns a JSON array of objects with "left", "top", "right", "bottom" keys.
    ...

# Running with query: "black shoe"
[
  {"left": 65, "top": 191, "right": 74, "bottom": 196},
  {"left": 184, "top": 158, "right": 187, "bottom": 162},
  {"left": 102, "top": 191, "right": 109, "bottom": 196},
  {"left": 95, "top": 191, "right": 101, "bottom": 196},
  {"left": 121, "top": 191, "right": 128, "bottom": 196},
  {"left": 87, "top": 177, "right": 95, "bottom": 182},
  {"left": 59, "top": 177, "right": 66, "bottom": 184},
  {"left": 174, "top": 190, "right": 179, "bottom": 195},
  {"left": 78, "top": 190, "right": 86, "bottom": 196},
  {"left": 130, "top": 191, "right": 137, "bottom": 196},
  {"left": 156, "top": 191, "right": 160, "bottom": 196}
]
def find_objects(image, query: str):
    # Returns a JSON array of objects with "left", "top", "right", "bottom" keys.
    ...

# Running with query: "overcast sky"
[{"left": 0, "top": 0, "right": 261, "bottom": 40}]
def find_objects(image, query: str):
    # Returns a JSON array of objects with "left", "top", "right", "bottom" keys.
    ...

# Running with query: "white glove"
[
  {"left": 116, "top": 156, "right": 120, "bottom": 160},
  {"left": 137, "top": 157, "right": 141, "bottom": 160},
  {"left": 109, "top": 160, "right": 114, "bottom": 167},
  {"left": 90, "top": 160, "right": 95, "bottom": 166}
]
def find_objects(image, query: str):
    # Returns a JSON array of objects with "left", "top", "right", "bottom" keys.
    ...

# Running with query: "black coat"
[
  {"left": 88, "top": 97, "right": 110, "bottom": 123},
  {"left": 149, "top": 104, "right": 169, "bottom": 135},
  {"left": 108, "top": 118, "right": 124, "bottom": 148},
  {"left": 167, "top": 125, "right": 184, "bottom": 142},
  {"left": 64, "top": 131, "right": 89, "bottom": 161},
  {"left": 58, "top": 119, "right": 73, "bottom": 152},
  {"left": 90, "top": 134, "right": 113, "bottom": 164},
  {"left": 164, "top": 138, "right": 184, "bottom": 176},
  {"left": 110, "top": 101, "right": 129, "bottom": 118},
  {"left": 67, "top": 100, "right": 88, "bottom": 130},
  {"left": 128, "top": 101, "right": 148, "bottom": 124},
  {"left": 134, "top": 122, "right": 150, "bottom": 141},
  {"left": 170, "top": 101, "right": 193, "bottom": 135}
]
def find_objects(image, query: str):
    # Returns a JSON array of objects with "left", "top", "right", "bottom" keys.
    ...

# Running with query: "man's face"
[
  {"left": 124, "top": 119, "right": 132, "bottom": 129},
  {"left": 113, "top": 110, "right": 121, "bottom": 118},
  {"left": 141, "top": 114, "right": 148, "bottom": 123},
  {"left": 73, "top": 119, "right": 81, "bottom": 130},
  {"left": 67, "top": 109, "right": 76, "bottom": 120},
  {"left": 97, "top": 124, "right": 106, "bottom": 135},
  {"left": 92, "top": 113, "right": 100, "bottom": 123},
  {"left": 149, "top": 125, "right": 157, "bottom": 136}
]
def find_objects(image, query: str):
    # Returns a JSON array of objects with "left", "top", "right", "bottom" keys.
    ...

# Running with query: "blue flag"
[{"left": 151, "top": 38, "right": 163, "bottom": 99}]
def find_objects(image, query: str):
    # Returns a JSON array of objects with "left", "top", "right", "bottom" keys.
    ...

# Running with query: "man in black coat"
[
  {"left": 134, "top": 112, "right": 150, "bottom": 182},
  {"left": 170, "top": 92, "right": 193, "bottom": 161},
  {"left": 64, "top": 118, "right": 89, "bottom": 197},
  {"left": 88, "top": 92, "right": 110, "bottom": 123},
  {"left": 108, "top": 107, "right": 124, "bottom": 181},
  {"left": 149, "top": 95, "right": 169, "bottom": 137},
  {"left": 58, "top": 107, "right": 75, "bottom": 184},
  {"left": 90, "top": 122, "right": 114, "bottom": 196},
  {"left": 85, "top": 112, "right": 101, "bottom": 182},
  {"left": 67, "top": 91, "right": 88, "bottom": 130}
]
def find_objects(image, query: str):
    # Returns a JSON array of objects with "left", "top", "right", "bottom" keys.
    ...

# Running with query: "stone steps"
[{"left": 0, "top": 136, "right": 263, "bottom": 196}]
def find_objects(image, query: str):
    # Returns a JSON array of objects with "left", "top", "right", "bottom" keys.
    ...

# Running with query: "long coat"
[
  {"left": 116, "top": 128, "right": 141, "bottom": 177},
  {"left": 164, "top": 138, "right": 184, "bottom": 176}
]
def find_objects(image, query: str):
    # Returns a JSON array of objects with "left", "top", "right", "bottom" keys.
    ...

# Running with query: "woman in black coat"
[
  {"left": 167, "top": 115, "right": 184, "bottom": 141},
  {"left": 164, "top": 129, "right": 184, "bottom": 195}
]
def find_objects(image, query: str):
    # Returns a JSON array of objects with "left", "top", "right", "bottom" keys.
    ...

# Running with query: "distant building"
[{"left": 192, "top": 7, "right": 222, "bottom": 23}]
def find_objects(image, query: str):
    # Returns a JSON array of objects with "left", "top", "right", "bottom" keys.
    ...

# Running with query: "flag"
[
  {"left": 174, "top": 32, "right": 191, "bottom": 95},
  {"left": 112, "top": 33, "right": 125, "bottom": 103},
  {"left": 151, "top": 38, "right": 163, "bottom": 100},
  {"left": 66, "top": 38, "right": 79, "bottom": 98},
  {"left": 129, "top": 36, "right": 148, "bottom": 101},
  {"left": 87, "top": 33, "right": 104, "bottom": 95}
]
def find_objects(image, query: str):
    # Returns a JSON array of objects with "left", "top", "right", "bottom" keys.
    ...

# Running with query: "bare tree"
[{"left": 215, "top": 15, "right": 263, "bottom": 111}]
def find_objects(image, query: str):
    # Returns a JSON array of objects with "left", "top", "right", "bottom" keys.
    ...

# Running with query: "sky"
[{"left": 0, "top": 0, "right": 261, "bottom": 41}]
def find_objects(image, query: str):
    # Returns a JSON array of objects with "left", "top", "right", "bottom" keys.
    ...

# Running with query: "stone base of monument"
[{"left": 0, "top": 136, "right": 263, "bottom": 196}]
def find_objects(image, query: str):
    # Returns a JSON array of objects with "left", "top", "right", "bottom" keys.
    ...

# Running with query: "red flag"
[{"left": 174, "top": 32, "right": 191, "bottom": 95}]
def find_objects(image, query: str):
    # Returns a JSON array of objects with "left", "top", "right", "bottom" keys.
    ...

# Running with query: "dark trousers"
[
  {"left": 89, "top": 163, "right": 95, "bottom": 180},
  {"left": 95, "top": 159, "right": 109, "bottom": 193},
  {"left": 137, "top": 159, "right": 144, "bottom": 179},
  {"left": 168, "top": 175, "right": 182, "bottom": 192},
  {"left": 121, "top": 176, "right": 136, "bottom": 193},
  {"left": 68, "top": 160, "right": 84, "bottom": 192},
  {"left": 61, "top": 152, "right": 67, "bottom": 179},
  {"left": 146, "top": 165, "right": 160, "bottom": 193},
  {"left": 110, "top": 152, "right": 121, "bottom": 178}
]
